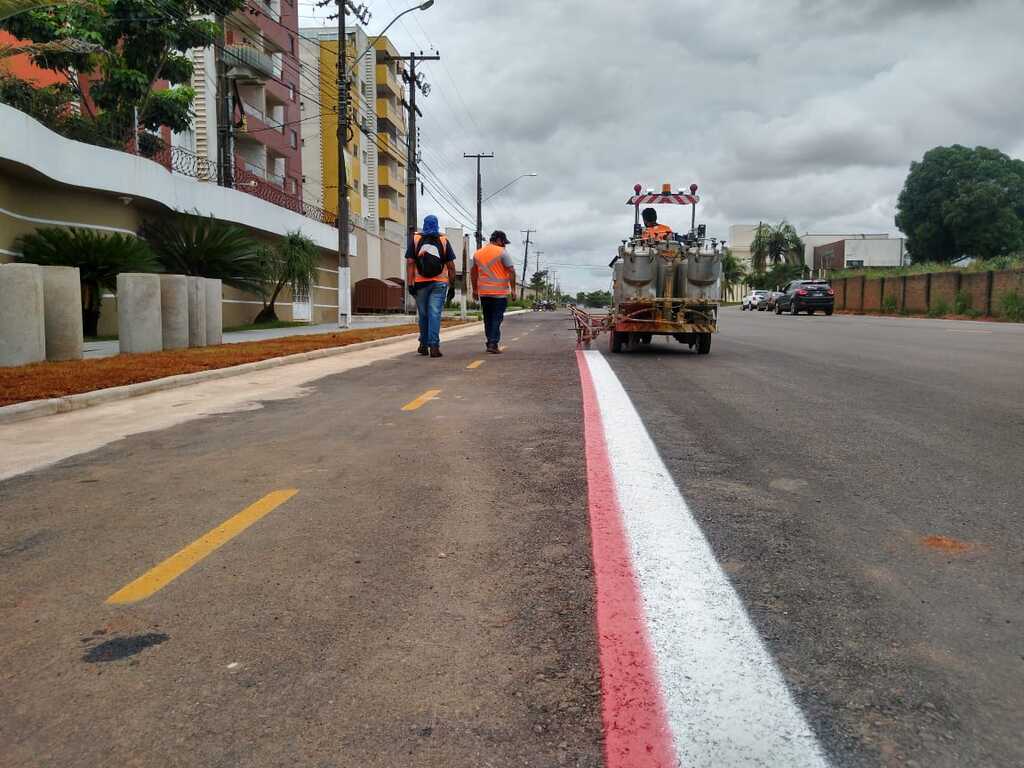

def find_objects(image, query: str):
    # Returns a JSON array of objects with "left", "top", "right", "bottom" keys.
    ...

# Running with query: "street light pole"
[
  {"left": 336, "top": 1, "right": 371, "bottom": 328},
  {"left": 464, "top": 152, "right": 493, "bottom": 250}
]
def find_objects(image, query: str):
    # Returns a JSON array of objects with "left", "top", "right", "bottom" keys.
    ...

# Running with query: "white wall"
[
  {"left": 0, "top": 103, "right": 338, "bottom": 251},
  {"left": 844, "top": 237, "right": 906, "bottom": 267}
]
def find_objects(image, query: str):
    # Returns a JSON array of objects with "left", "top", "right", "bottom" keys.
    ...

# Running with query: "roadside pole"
[
  {"left": 520, "top": 228, "right": 535, "bottom": 301},
  {"left": 464, "top": 152, "right": 494, "bottom": 251}
]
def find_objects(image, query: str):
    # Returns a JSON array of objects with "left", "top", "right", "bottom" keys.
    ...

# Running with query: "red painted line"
[{"left": 577, "top": 350, "right": 677, "bottom": 767}]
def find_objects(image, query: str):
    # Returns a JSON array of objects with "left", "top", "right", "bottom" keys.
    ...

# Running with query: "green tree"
[
  {"left": 1, "top": 0, "right": 245, "bottom": 146},
  {"left": 895, "top": 145, "right": 1024, "bottom": 262},
  {"left": 750, "top": 221, "right": 804, "bottom": 272},
  {"left": 529, "top": 269, "right": 549, "bottom": 293},
  {"left": 583, "top": 290, "right": 612, "bottom": 308},
  {"left": 720, "top": 247, "right": 747, "bottom": 299},
  {"left": 745, "top": 262, "right": 804, "bottom": 291},
  {"left": 254, "top": 231, "right": 319, "bottom": 323},
  {"left": 15, "top": 227, "right": 158, "bottom": 335},
  {"left": 140, "top": 213, "right": 263, "bottom": 292}
]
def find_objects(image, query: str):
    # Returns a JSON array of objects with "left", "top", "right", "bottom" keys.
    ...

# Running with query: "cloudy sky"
[{"left": 303, "top": 0, "right": 1024, "bottom": 292}]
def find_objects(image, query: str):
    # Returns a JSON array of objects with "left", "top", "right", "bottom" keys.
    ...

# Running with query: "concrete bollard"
[
  {"left": 187, "top": 276, "right": 207, "bottom": 347},
  {"left": 159, "top": 274, "right": 189, "bottom": 350},
  {"left": 205, "top": 277, "right": 223, "bottom": 345},
  {"left": 0, "top": 263, "right": 46, "bottom": 366},
  {"left": 117, "top": 273, "right": 162, "bottom": 354},
  {"left": 41, "top": 266, "right": 83, "bottom": 361}
]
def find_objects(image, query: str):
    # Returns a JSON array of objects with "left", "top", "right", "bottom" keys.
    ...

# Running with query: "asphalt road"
[
  {"left": 604, "top": 307, "right": 1024, "bottom": 767},
  {"left": 1, "top": 308, "right": 1022, "bottom": 767}
]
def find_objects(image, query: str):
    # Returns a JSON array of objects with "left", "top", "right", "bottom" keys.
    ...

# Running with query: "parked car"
[
  {"left": 765, "top": 290, "right": 785, "bottom": 311},
  {"left": 741, "top": 290, "right": 770, "bottom": 311},
  {"left": 775, "top": 280, "right": 835, "bottom": 315}
]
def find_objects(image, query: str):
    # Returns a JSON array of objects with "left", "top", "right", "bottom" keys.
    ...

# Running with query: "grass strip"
[{"left": 0, "top": 321, "right": 466, "bottom": 407}]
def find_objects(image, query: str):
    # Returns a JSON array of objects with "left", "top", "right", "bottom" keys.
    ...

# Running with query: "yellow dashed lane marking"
[
  {"left": 402, "top": 388, "right": 442, "bottom": 411},
  {"left": 467, "top": 360, "right": 484, "bottom": 369},
  {"left": 106, "top": 489, "right": 298, "bottom": 605}
]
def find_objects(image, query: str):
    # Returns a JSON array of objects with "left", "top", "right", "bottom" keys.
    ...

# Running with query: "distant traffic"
[{"left": 741, "top": 280, "right": 836, "bottom": 316}]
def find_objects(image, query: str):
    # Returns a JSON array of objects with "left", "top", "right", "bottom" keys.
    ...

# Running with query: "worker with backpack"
[{"left": 405, "top": 215, "right": 457, "bottom": 358}]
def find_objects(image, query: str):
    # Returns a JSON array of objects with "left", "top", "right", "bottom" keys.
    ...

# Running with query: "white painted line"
[{"left": 584, "top": 350, "right": 829, "bottom": 767}]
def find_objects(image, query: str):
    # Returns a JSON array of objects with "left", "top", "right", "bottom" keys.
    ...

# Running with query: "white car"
[{"left": 741, "top": 291, "right": 770, "bottom": 311}]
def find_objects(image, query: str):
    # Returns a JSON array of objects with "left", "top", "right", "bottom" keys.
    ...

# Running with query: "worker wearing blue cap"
[{"left": 406, "top": 214, "right": 456, "bottom": 357}]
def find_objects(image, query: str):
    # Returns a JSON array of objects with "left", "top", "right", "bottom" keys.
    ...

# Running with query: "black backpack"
[{"left": 415, "top": 235, "right": 446, "bottom": 278}]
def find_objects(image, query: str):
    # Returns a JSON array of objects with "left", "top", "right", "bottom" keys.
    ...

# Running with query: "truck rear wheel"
[
  {"left": 610, "top": 330, "right": 625, "bottom": 353},
  {"left": 697, "top": 333, "right": 712, "bottom": 355}
]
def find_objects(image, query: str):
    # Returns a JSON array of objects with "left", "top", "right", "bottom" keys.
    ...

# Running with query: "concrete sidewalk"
[{"left": 83, "top": 315, "right": 422, "bottom": 358}]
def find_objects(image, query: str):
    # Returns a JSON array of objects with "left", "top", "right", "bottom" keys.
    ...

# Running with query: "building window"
[
  {"left": 288, "top": 35, "right": 294, "bottom": 54},
  {"left": 290, "top": 130, "right": 297, "bottom": 149},
  {"left": 288, "top": 83, "right": 295, "bottom": 101},
  {"left": 846, "top": 259, "right": 864, "bottom": 267}
]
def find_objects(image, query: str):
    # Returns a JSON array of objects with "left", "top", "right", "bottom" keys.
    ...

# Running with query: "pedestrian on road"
[
  {"left": 407, "top": 214, "right": 456, "bottom": 358},
  {"left": 471, "top": 230, "right": 518, "bottom": 354}
]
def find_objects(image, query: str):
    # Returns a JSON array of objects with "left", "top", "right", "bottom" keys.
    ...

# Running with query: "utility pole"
[
  {"left": 215, "top": 17, "right": 233, "bottom": 188},
  {"left": 519, "top": 229, "right": 535, "bottom": 301},
  {"left": 388, "top": 51, "right": 439, "bottom": 245},
  {"left": 330, "top": 0, "right": 370, "bottom": 327},
  {"left": 533, "top": 250, "right": 543, "bottom": 300},
  {"left": 464, "top": 152, "right": 493, "bottom": 250}
]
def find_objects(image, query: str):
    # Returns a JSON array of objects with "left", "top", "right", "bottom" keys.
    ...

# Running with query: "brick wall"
[
  {"left": 960, "top": 272, "right": 989, "bottom": 314},
  {"left": 833, "top": 279, "right": 846, "bottom": 309},
  {"left": 904, "top": 274, "right": 929, "bottom": 313},
  {"left": 882, "top": 276, "right": 902, "bottom": 311},
  {"left": 846, "top": 276, "right": 863, "bottom": 310},
  {"left": 930, "top": 272, "right": 959, "bottom": 310},
  {"left": 863, "top": 278, "right": 882, "bottom": 311},
  {"left": 992, "top": 269, "right": 1024, "bottom": 316}
]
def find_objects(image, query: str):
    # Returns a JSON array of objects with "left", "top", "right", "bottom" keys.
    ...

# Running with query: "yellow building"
[{"left": 299, "top": 27, "right": 407, "bottom": 243}]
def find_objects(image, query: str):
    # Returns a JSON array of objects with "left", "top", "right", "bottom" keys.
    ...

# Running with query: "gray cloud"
[{"left": 325, "top": 0, "right": 1024, "bottom": 291}]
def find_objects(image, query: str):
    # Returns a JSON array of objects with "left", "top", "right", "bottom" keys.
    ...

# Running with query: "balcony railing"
[
  {"left": 241, "top": 101, "right": 284, "bottom": 132},
  {"left": 224, "top": 44, "right": 275, "bottom": 80}
]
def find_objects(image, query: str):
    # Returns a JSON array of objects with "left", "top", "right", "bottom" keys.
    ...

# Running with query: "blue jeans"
[
  {"left": 415, "top": 282, "right": 447, "bottom": 347},
  {"left": 481, "top": 296, "right": 508, "bottom": 345}
]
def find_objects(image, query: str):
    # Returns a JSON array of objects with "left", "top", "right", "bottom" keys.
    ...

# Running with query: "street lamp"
[
  {"left": 345, "top": 0, "right": 434, "bottom": 79},
  {"left": 483, "top": 172, "right": 538, "bottom": 203},
  {"left": 337, "top": 0, "right": 434, "bottom": 328}
]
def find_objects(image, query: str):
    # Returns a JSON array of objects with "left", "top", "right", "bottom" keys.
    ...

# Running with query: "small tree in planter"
[
  {"left": 254, "top": 231, "right": 319, "bottom": 323},
  {"left": 15, "top": 227, "right": 158, "bottom": 336},
  {"left": 140, "top": 212, "right": 263, "bottom": 292}
]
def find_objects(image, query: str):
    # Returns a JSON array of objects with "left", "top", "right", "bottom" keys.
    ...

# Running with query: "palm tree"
[
  {"left": 720, "top": 247, "right": 747, "bottom": 301},
  {"left": 140, "top": 213, "right": 263, "bottom": 292},
  {"left": 254, "top": 231, "right": 319, "bottom": 323},
  {"left": 751, "top": 220, "right": 805, "bottom": 272},
  {"left": 15, "top": 227, "right": 158, "bottom": 336}
]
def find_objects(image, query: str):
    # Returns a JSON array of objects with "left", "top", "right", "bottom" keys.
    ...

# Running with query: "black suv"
[{"left": 775, "top": 280, "right": 835, "bottom": 315}]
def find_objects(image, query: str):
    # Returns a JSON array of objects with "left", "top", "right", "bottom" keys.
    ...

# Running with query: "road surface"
[{"left": 1, "top": 308, "right": 1021, "bottom": 767}]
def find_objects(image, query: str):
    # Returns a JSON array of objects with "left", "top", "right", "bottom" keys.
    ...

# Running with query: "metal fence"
[{"left": 147, "top": 145, "right": 337, "bottom": 228}]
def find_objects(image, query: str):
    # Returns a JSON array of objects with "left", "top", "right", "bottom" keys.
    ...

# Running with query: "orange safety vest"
[
  {"left": 473, "top": 243, "right": 512, "bottom": 296},
  {"left": 412, "top": 233, "right": 450, "bottom": 283},
  {"left": 643, "top": 223, "right": 672, "bottom": 241}
]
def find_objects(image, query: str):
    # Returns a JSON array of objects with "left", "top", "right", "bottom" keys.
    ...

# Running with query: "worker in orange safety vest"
[
  {"left": 470, "top": 230, "right": 518, "bottom": 354},
  {"left": 641, "top": 207, "right": 673, "bottom": 240}
]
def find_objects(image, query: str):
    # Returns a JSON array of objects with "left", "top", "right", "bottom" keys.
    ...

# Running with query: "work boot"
[
  {"left": 485, "top": 342, "right": 496, "bottom": 353},
  {"left": 429, "top": 346, "right": 443, "bottom": 358},
  {"left": 417, "top": 344, "right": 428, "bottom": 355},
  {"left": 488, "top": 344, "right": 503, "bottom": 354}
]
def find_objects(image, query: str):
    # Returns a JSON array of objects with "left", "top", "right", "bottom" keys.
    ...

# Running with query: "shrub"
[
  {"left": 15, "top": 227, "right": 158, "bottom": 336},
  {"left": 140, "top": 213, "right": 262, "bottom": 292},
  {"left": 928, "top": 299, "right": 951, "bottom": 318},
  {"left": 954, "top": 290, "right": 972, "bottom": 315},
  {"left": 882, "top": 295, "right": 898, "bottom": 313},
  {"left": 1000, "top": 291, "right": 1024, "bottom": 322}
]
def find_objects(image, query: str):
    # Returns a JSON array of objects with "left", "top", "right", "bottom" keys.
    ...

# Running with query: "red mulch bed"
[{"left": 0, "top": 322, "right": 465, "bottom": 407}]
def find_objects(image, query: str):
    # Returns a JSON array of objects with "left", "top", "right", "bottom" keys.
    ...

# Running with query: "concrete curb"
[{"left": 0, "top": 313, "right": 528, "bottom": 426}]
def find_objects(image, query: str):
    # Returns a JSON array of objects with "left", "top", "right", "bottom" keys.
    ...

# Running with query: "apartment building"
[
  {"left": 299, "top": 26, "right": 408, "bottom": 280},
  {"left": 223, "top": 0, "right": 304, "bottom": 199}
]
